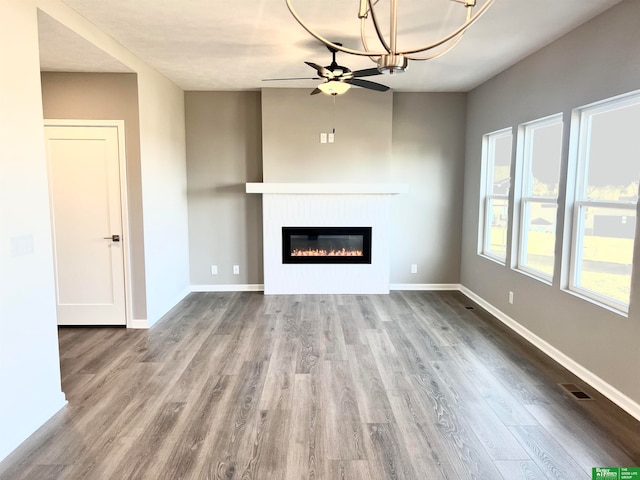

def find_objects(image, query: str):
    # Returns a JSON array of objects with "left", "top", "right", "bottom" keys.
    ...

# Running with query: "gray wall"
[
  {"left": 391, "top": 93, "right": 467, "bottom": 284},
  {"left": 41, "top": 72, "right": 147, "bottom": 320},
  {"left": 185, "top": 90, "right": 467, "bottom": 287},
  {"left": 186, "top": 91, "right": 263, "bottom": 286},
  {"left": 261, "top": 88, "right": 393, "bottom": 183},
  {"left": 461, "top": 0, "right": 640, "bottom": 403}
]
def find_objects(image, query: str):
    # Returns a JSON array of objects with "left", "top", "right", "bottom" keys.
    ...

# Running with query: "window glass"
[
  {"left": 487, "top": 197, "right": 509, "bottom": 260},
  {"left": 516, "top": 116, "right": 563, "bottom": 280},
  {"left": 481, "top": 129, "right": 512, "bottom": 263},
  {"left": 569, "top": 93, "right": 640, "bottom": 312},
  {"left": 528, "top": 122, "right": 562, "bottom": 198},
  {"left": 574, "top": 206, "right": 636, "bottom": 307},
  {"left": 521, "top": 201, "right": 558, "bottom": 277},
  {"left": 585, "top": 103, "right": 640, "bottom": 200},
  {"left": 491, "top": 133, "right": 512, "bottom": 195}
]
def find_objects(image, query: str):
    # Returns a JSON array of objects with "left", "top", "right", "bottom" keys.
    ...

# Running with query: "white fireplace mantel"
[
  {"left": 248, "top": 182, "right": 407, "bottom": 295},
  {"left": 246, "top": 182, "right": 408, "bottom": 195}
]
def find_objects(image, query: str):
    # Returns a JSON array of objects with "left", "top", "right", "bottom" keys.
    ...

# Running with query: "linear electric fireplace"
[{"left": 282, "top": 227, "right": 372, "bottom": 264}]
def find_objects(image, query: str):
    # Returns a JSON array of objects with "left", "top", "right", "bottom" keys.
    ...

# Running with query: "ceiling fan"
[{"left": 263, "top": 43, "right": 390, "bottom": 95}]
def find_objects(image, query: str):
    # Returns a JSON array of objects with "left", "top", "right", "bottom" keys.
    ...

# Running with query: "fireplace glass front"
[{"left": 282, "top": 227, "right": 372, "bottom": 264}]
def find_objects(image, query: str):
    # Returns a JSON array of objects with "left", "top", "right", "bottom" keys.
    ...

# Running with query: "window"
[
  {"left": 480, "top": 128, "right": 513, "bottom": 263},
  {"left": 568, "top": 92, "right": 640, "bottom": 312},
  {"left": 515, "top": 115, "right": 563, "bottom": 281}
]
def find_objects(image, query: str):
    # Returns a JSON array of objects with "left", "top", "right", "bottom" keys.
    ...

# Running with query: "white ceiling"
[
  {"left": 38, "top": 12, "right": 132, "bottom": 74},
  {"left": 39, "top": 0, "right": 623, "bottom": 92}
]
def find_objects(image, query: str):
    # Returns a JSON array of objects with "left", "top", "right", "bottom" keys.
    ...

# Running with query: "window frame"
[
  {"left": 479, "top": 127, "right": 513, "bottom": 264},
  {"left": 514, "top": 114, "right": 564, "bottom": 283},
  {"left": 566, "top": 91, "right": 640, "bottom": 313}
]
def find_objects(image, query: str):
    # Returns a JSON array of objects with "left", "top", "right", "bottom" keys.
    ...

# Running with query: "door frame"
[{"left": 44, "top": 119, "right": 133, "bottom": 327}]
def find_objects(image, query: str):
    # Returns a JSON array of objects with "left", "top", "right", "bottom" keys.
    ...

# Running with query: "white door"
[{"left": 45, "top": 122, "right": 127, "bottom": 326}]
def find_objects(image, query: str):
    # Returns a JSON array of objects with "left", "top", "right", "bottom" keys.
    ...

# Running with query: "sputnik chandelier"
[{"left": 285, "top": 0, "right": 495, "bottom": 74}]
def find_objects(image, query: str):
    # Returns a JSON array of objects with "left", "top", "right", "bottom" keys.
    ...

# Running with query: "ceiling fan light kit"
[
  {"left": 318, "top": 81, "right": 352, "bottom": 96},
  {"left": 285, "top": 0, "right": 494, "bottom": 70},
  {"left": 263, "top": 43, "right": 391, "bottom": 95}
]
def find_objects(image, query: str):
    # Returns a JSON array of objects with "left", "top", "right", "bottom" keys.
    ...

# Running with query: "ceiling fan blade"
[
  {"left": 305, "top": 61, "right": 331, "bottom": 78},
  {"left": 346, "top": 78, "right": 390, "bottom": 92},
  {"left": 262, "top": 77, "right": 319, "bottom": 81},
  {"left": 310, "top": 88, "right": 322, "bottom": 95},
  {"left": 351, "top": 68, "right": 382, "bottom": 78}
]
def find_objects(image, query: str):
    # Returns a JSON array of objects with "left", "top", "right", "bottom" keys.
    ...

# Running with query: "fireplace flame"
[{"left": 291, "top": 248, "right": 363, "bottom": 257}]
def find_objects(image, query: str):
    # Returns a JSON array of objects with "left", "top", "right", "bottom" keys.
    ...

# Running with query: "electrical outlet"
[
  {"left": 328, "top": 132, "right": 335, "bottom": 143},
  {"left": 509, "top": 291, "right": 514, "bottom": 304},
  {"left": 411, "top": 264, "right": 418, "bottom": 274},
  {"left": 320, "top": 132, "right": 327, "bottom": 144},
  {"left": 233, "top": 265, "right": 240, "bottom": 275},
  {"left": 210, "top": 265, "right": 218, "bottom": 275}
]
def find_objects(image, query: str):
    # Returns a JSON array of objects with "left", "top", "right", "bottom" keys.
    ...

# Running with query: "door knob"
[{"left": 103, "top": 234, "right": 120, "bottom": 242}]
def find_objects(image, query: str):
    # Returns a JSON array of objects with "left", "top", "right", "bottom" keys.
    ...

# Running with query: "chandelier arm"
[
  {"left": 359, "top": 0, "right": 368, "bottom": 19},
  {"left": 367, "top": 0, "right": 393, "bottom": 53},
  {"left": 405, "top": 9, "right": 470, "bottom": 61},
  {"left": 405, "top": 31, "right": 466, "bottom": 61},
  {"left": 398, "top": 0, "right": 493, "bottom": 56},
  {"left": 360, "top": 17, "right": 382, "bottom": 63},
  {"left": 284, "top": 0, "right": 493, "bottom": 58},
  {"left": 359, "top": 0, "right": 382, "bottom": 19},
  {"left": 285, "top": 0, "right": 388, "bottom": 56}
]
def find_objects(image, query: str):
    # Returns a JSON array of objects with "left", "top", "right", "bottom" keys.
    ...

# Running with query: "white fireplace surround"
[{"left": 246, "top": 183, "right": 407, "bottom": 295}]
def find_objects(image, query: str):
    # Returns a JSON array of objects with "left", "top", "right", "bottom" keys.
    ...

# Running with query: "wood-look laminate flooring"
[{"left": 1, "top": 291, "right": 638, "bottom": 479}]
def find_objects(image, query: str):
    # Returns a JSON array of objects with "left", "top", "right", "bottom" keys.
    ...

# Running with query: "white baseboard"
[
  {"left": 459, "top": 285, "right": 640, "bottom": 422},
  {"left": 390, "top": 283, "right": 462, "bottom": 291},
  {"left": 192, "top": 284, "right": 459, "bottom": 293},
  {"left": 191, "top": 284, "right": 264, "bottom": 292},
  {"left": 129, "top": 318, "right": 149, "bottom": 329}
]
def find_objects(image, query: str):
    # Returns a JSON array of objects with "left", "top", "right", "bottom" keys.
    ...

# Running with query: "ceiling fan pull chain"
[{"left": 332, "top": 94, "right": 336, "bottom": 134}]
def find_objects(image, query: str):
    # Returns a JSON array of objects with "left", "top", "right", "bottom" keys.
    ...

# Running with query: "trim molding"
[
  {"left": 390, "top": 283, "right": 461, "bottom": 291},
  {"left": 193, "top": 284, "right": 463, "bottom": 293},
  {"left": 191, "top": 284, "right": 265, "bottom": 292},
  {"left": 130, "top": 319, "right": 149, "bottom": 329},
  {"left": 246, "top": 182, "right": 408, "bottom": 194},
  {"left": 44, "top": 120, "right": 133, "bottom": 328},
  {"left": 459, "top": 285, "right": 640, "bottom": 422}
]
